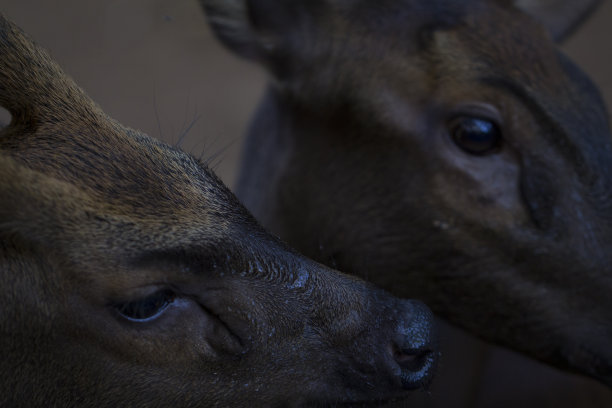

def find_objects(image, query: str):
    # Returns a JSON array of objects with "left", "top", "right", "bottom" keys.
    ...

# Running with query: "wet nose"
[{"left": 390, "top": 300, "right": 438, "bottom": 390}]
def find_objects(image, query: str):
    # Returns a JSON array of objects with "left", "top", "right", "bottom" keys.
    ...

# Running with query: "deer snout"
[{"left": 389, "top": 300, "right": 438, "bottom": 390}]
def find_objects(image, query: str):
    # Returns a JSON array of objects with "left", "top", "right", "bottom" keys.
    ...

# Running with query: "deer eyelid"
[{"left": 112, "top": 289, "right": 177, "bottom": 323}]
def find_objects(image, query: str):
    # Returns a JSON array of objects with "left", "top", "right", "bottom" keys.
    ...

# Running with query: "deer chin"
[
  {"left": 557, "top": 336, "right": 612, "bottom": 387},
  {"left": 463, "top": 264, "right": 612, "bottom": 386},
  {"left": 579, "top": 352, "right": 612, "bottom": 387}
]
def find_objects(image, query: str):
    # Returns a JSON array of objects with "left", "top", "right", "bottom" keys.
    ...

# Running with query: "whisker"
[
  {"left": 200, "top": 137, "right": 238, "bottom": 170},
  {"left": 153, "top": 89, "right": 163, "bottom": 140},
  {"left": 175, "top": 114, "right": 202, "bottom": 149}
]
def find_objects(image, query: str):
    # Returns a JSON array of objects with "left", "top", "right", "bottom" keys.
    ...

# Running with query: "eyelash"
[{"left": 114, "top": 289, "right": 176, "bottom": 322}]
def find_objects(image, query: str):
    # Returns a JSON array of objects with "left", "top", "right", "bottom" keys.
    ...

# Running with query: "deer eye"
[
  {"left": 115, "top": 290, "right": 176, "bottom": 322},
  {"left": 449, "top": 116, "right": 501, "bottom": 155}
]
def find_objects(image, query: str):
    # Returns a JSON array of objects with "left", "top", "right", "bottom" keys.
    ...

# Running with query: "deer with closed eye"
[
  {"left": 0, "top": 14, "right": 440, "bottom": 407},
  {"left": 201, "top": 0, "right": 612, "bottom": 406}
]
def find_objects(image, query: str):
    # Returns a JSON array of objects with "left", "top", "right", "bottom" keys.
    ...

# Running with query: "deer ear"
[
  {"left": 0, "top": 14, "right": 101, "bottom": 128},
  {"left": 200, "top": 0, "right": 259, "bottom": 59},
  {"left": 199, "top": 0, "right": 304, "bottom": 61},
  {"left": 513, "top": 0, "right": 602, "bottom": 41}
]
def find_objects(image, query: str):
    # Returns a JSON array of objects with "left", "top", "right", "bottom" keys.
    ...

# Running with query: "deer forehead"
[
  {"left": 0, "top": 133, "right": 242, "bottom": 271},
  {"left": 442, "top": 10, "right": 611, "bottom": 160},
  {"left": 5, "top": 122, "right": 213, "bottom": 206},
  {"left": 353, "top": 5, "right": 606, "bottom": 145},
  {"left": 284, "top": 5, "right": 552, "bottom": 108}
]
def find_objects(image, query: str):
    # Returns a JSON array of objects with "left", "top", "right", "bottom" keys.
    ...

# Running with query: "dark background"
[{"left": 1, "top": 0, "right": 611, "bottom": 189}]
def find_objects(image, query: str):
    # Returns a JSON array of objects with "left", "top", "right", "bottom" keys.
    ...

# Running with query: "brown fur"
[
  {"left": 0, "top": 15, "right": 439, "bottom": 407},
  {"left": 201, "top": 0, "right": 612, "bottom": 406}
]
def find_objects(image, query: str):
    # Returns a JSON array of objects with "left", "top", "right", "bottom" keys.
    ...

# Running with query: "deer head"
[
  {"left": 0, "top": 15, "right": 438, "bottom": 407},
  {"left": 201, "top": 0, "right": 612, "bottom": 387}
]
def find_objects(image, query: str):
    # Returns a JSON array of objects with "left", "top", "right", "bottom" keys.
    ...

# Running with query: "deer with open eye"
[
  {"left": 200, "top": 0, "right": 612, "bottom": 406},
  {"left": 0, "top": 14, "right": 440, "bottom": 407}
]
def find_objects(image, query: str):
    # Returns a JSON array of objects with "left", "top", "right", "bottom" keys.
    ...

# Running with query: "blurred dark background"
[{"left": 1, "top": 0, "right": 611, "bottom": 189}]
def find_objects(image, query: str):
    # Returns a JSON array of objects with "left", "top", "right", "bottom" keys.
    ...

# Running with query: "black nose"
[{"left": 391, "top": 300, "right": 438, "bottom": 390}]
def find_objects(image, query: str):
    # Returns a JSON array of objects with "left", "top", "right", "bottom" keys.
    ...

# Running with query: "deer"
[
  {"left": 0, "top": 14, "right": 440, "bottom": 407},
  {"left": 200, "top": 0, "right": 612, "bottom": 406}
]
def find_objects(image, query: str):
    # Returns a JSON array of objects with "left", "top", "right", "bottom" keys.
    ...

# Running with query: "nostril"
[
  {"left": 393, "top": 344, "right": 432, "bottom": 371},
  {"left": 392, "top": 343, "right": 437, "bottom": 390}
]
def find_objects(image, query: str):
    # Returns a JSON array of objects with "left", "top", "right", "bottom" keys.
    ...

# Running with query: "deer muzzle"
[{"left": 391, "top": 299, "right": 438, "bottom": 390}]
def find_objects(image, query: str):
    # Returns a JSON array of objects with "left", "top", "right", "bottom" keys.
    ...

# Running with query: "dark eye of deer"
[
  {"left": 115, "top": 290, "right": 176, "bottom": 322},
  {"left": 449, "top": 116, "right": 501, "bottom": 155}
]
